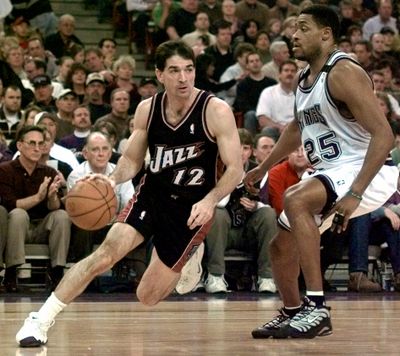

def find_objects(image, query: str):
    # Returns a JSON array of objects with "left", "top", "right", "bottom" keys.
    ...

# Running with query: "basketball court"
[{"left": 1, "top": 292, "right": 400, "bottom": 355}]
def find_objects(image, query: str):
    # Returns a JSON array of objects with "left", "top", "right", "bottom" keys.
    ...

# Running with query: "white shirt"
[
  {"left": 256, "top": 83, "right": 295, "bottom": 126},
  {"left": 218, "top": 62, "right": 243, "bottom": 107},
  {"left": 67, "top": 161, "right": 135, "bottom": 213},
  {"left": 362, "top": 15, "right": 398, "bottom": 41}
]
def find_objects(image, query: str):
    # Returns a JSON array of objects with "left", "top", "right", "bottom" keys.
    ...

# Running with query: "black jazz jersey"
[{"left": 145, "top": 90, "right": 219, "bottom": 203}]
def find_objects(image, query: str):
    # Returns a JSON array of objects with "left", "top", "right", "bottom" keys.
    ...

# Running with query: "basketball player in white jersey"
[{"left": 246, "top": 5, "right": 398, "bottom": 339}]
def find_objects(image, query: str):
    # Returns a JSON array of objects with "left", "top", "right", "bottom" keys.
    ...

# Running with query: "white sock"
[{"left": 37, "top": 292, "right": 67, "bottom": 323}]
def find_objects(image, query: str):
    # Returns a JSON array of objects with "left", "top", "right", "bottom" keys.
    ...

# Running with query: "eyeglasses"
[{"left": 22, "top": 140, "right": 45, "bottom": 149}]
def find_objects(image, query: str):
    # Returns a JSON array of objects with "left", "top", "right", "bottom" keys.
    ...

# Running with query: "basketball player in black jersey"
[{"left": 16, "top": 41, "right": 243, "bottom": 347}]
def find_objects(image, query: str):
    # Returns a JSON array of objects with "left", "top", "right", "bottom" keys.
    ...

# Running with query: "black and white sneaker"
[
  {"left": 251, "top": 308, "right": 291, "bottom": 339},
  {"left": 284, "top": 297, "right": 333, "bottom": 339}
]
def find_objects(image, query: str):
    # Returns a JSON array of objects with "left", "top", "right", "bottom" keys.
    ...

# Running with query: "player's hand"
[
  {"left": 37, "top": 176, "right": 52, "bottom": 201},
  {"left": 240, "top": 197, "right": 257, "bottom": 212},
  {"left": 326, "top": 194, "right": 361, "bottom": 234},
  {"left": 187, "top": 197, "right": 216, "bottom": 230},
  {"left": 244, "top": 166, "right": 264, "bottom": 195}
]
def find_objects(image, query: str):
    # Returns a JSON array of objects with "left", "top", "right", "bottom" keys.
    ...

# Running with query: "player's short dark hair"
[
  {"left": 300, "top": 5, "right": 340, "bottom": 42},
  {"left": 155, "top": 41, "right": 195, "bottom": 71},
  {"left": 16, "top": 125, "right": 45, "bottom": 142}
]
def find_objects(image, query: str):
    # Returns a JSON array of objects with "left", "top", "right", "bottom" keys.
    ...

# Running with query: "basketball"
[{"left": 65, "top": 179, "right": 118, "bottom": 231}]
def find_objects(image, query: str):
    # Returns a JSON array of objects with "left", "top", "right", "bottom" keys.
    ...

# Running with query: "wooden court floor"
[{"left": 1, "top": 292, "right": 400, "bottom": 356}]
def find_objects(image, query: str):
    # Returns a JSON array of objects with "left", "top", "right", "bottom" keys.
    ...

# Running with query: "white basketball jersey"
[{"left": 296, "top": 51, "right": 371, "bottom": 170}]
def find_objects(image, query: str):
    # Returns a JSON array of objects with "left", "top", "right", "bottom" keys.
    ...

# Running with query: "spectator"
[
  {"left": 221, "top": 0, "right": 240, "bottom": 38},
  {"left": 107, "top": 55, "right": 141, "bottom": 115},
  {"left": 234, "top": 19, "right": 260, "bottom": 47},
  {"left": 261, "top": 41, "right": 290, "bottom": 82},
  {"left": 23, "top": 58, "right": 63, "bottom": 98},
  {"left": 351, "top": 0, "right": 374, "bottom": 24},
  {"left": 267, "top": 18, "right": 282, "bottom": 43},
  {"left": 31, "top": 74, "right": 57, "bottom": 114},
  {"left": 33, "top": 111, "right": 79, "bottom": 169},
  {"left": 275, "top": 16, "right": 296, "bottom": 58},
  {"left": 338, "top": 36, "right": 353, "bottom": 53},
  {"left": 65, "top": 62, "right": 88, "bottom": 104},
  {"left": 353, "top": 40, "right": 374, "bottom": 72},
  {"left": 198, "top": 0, "right": 222, "bottom": 29},
  {"left": 53, "top": 56, "right": 74, "bottom": 88},
  {"left": 256, "top": 60, "right": 297, "bottom": 133},
  {"left": 8, "top": 16, "right": 34, "bottom": 50},
  {"left": 255, "top": 30, "right": 271, "bottom": 64},
  {"left": 204, "top": 19, "right": 235, "bottom": 82},
  {"left": 44, "top": 14, "right": 84, "bottom": 59},
  {"left": 362, "top": 0, "right": 398, "bottom": 41},
  {"left": 235, "top": 0, "right": 270, "bottom": 31},
  {"left": 204, "top": 128, "right": 278, "bottom": 293},
  {"left": 98, "top": 38, "right": 117, "bottom": 70},
  {"left": 252, "top": 132, "right": 277, "bottom": 165},
  {"left": 138, "top": 77, "right": 159, "bottom": 100},
  {"left": 26, "top": 36, "right": 58, "bottom": 79},
  {"left": 58, "top": 105, "right": 92, "bottom": 156},
  {"left": 338, "top": 0, "right": 357, "bottom": 37},
  {"left": 55, "top": 88, "right": 79, "bottom": 140},
  {"left": 234, "top": 51, "right": 277, "bottom": 135},
  {"left": 181, "top": 12, "right": 216, "bottom": 48},
  {"left": 84, "top": 48, "right": 106, "bottom": 74},
  {"left": 0, "top": 125, "right": 71, "bottom": 292},
  {"left": 380, "top": 26, "right": 400, "bottom": 57},
  {"left": 117, "top": 116, "right": 135, "bottom": 154},
  {"left": 85, "top": 72, "right": 111, "bottom": 124},
  {"left": 0, "top": 85, "right": 22, "bottom": 140},
  {"left": 347, "top": 24, "right": 363, "bottom": 46},
  {"left": 8, "top": 0, "right": 58, "bottom": 38},
  {"left": 269, "top": 0, "right": 299, "bottom": 22},
  {"left": 4, "top": 43, "right": 26, "bottom": 80},
  {"left": 0, "top": 129, "right": 13, "bottom": 162},
  {"left": 370, "top": 32, "right": 396, "bottom": 66},
  {"left": 151, "top": 0, "right": 181, "bottom": 46},
  {"left": 218, "top": 42, "right": 255, "bottom": 107},
  {"left": 67, "top": 132, "right": 140, "bottom": 267},
  {"left": 96, "top": 89, "right": 132, "bottom": 144},
  {"left": 91, "top": 120, "right": 121, "bottom": 165},
  {"left": 165, "top": 0, "right": 198, "bottom": 40},
  {"left": 371, "top": 70, "right": 400, "bottom": 116}
]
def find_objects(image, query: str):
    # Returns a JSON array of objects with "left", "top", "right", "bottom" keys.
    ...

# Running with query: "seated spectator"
[
  {"left": 23, "top": 58, "right": 63, "bottom": 98},
  {"left": 221, "top": 0, "right": 241, "bottom": 38},
  {"left": 353, "top": 40, "right": 375, "bottom": 73},
  {"left": 261, "top": 41, "right": 290, "bottom": 82},
  {"left": 181, "top": 12, "right": 216, "bottom": 48},
  {"left": 55, "top": 89, "right": 79, "bottom": 141},
  {"left": 255, "top": 30, "right": 271, "bottom": 64},
  {"left": 96, "top": 88, "right": 132, "bottom": 144},
  {"left": 256, "top": 59, "right": 297, "bottom": 133},
  {"left": 0, "top": 125, "right": 71, "bottom": 292},
  {"left": 44, "top": 14, "right": 84, "bottom": 59},
  {"left": 0, "top": 85, "right": 23, "bottom": 141},
  {"left": 58, "top": 105, "right": 92, "bottom": 156},
  {"left": 165, "top": 0, "right": 198, "bottom": 40},
  {"left": 138, "top": 77, "right": 159, "bottom": 100},
  {"left": 106, "top": 55, "right": 141, "bottom": 115},
  {"left": 26, "top": 36, "right": 59, "bottom": 79},
  {"left": 268, "top": 0, "right": 299, "bottom": 23},
  {"left": 150, "top": 0, "right": 181, "bottom": 46},
  {"left": 338, "top": 36, "right": 353, "bottom": 53},
  {"left": 85, "top": 72, "right": 112, "bottom": 124},
  {"left": 53, "top": 56, "right": 74, "bottom": 88},
  {"left": 65, "top": 62, "right": 89, "bottom": 104},
  {"left": 274, "top": 16, "right": 296, "bottom": 58},
  {"left": 371, "top": 70, "right": 400, "bottom": 117},
  {"left": 235, "top": 0, "right": 270, "bottom": 31},
  {"left": 4, "top": 41, "right": 26, "bottom": 80},
  {"left": 31, "top": 74, "right": 57, "bottom": 113},
  {"left": 233, "top": 51, "right": 277, "bottom": 135},
  {"left": 67, "top": 132, "right": 135, "bottom": 261},
  {"left": 347, "top": 24, "right": 363, "bottom": 47},
  {"left": 0, "top": 129, "right": 13, "bottom": 162},
  {"left": 338, "top": 0, "right": 358, "bottom": 38},
  {"left": 91, "top": 120, "right": 121, "bottom": 165},
  {"left": 8, "top": 16, "right": 35, "bottom": 50},
  {"left": 117, "top": 116, "right": 135, "bottom": 154},
  {"left": 0, "top": 205, "right": 7, "bottom": 282},
  {"left": 98, "top": 38, "right": 117, "bottom": 70},
  {"left": 84, "top": 48, "right": 107, "bottom": 74},
  {"left": 233, "top": 19, "right": 260, "bottom": 47},
  {"left": 33, "top": 111, "right": 79, "bottom": 169},
  {"left": 198, "top": 0, "right": 222, "bottom": 29},
  {"left": 218, "top": 42, "right": 255, "bottom": 107},
  {"left": 204, "top": 128, "right": 278, "bottom": 293},
  {"left": 267, "top": 18, "right": 282, "bottom": 43}
]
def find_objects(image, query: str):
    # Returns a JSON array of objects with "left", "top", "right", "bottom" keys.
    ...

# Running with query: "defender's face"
[
  {"left": 156, "top": 55, "right": 195, "bottom": 99},
  {"left": 292, "top": 15, "right": 325, "bottom": 61}
]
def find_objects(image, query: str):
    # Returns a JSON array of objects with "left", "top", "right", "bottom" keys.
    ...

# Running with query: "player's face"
[
  {"left": 292, "top": 15, "right": 326, "bottom": 62},
  {"left": 156, "top": 55, "right": 195, "bottom": 99}
]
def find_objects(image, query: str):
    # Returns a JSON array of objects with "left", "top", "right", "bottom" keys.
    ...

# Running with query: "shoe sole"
[{"left": 175, "top": 243, "right": 204, "bottom": 295}]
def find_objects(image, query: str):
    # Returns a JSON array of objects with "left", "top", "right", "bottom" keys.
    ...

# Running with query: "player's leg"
[
  {"left": 16, "top": 222, "right": 144, "bottom": 347},
  {"left": 136, "top": 248, "right": 181, "bottom": 306}
]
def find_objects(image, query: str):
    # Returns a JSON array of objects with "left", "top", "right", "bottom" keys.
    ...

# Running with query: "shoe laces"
[
  {"left": 262, "top": 308, "right": 290, "bottom": 329},
  {"left": 291, "top": 297, "right": 316, "bottom": 322}
]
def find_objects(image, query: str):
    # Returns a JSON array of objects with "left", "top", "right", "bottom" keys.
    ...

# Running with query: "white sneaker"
[
  {"left": 16, "top": 312, "right": 54, "bottom": 347},
  {"left": 175, "top": 243, "right": 204, "bottom": 295},
  {"left": 258, "top": 277, "right": 277, "bottom": 293},
  {"left": 205, "top": 274, "right": 228, "bottom": 293}
]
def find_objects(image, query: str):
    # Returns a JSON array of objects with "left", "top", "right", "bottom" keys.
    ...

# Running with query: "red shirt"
[{"left": 268, "top": 160, "right": 300, "bottom": 215}]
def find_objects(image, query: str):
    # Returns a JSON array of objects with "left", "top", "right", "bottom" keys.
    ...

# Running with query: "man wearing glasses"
[{"left": 0, "top": 125, "right": 71, "bottom": 292}]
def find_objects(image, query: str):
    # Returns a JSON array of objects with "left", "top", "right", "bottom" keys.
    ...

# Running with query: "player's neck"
[
  {"left": 166, "top": 89, "right": 199, "bottom": 120},
  {"left": 309, "top": 47, "right": 337, "bottom": 77}
]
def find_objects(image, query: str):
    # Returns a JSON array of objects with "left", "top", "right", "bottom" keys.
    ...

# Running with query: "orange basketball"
[{"left": 65, "top": 179, "right": 118, "bottom": 231}]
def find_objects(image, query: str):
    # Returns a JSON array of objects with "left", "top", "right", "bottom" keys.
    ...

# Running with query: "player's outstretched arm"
[
  {"left": 187, "top": 98, "right": 243, "bottom": 229},
  {"left": 109, "top": 99, "right": 150, "bottom": 186}
]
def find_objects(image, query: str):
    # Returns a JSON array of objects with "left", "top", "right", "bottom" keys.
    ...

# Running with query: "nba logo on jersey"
[
  {"left": 139, "top": 211, "right": 146, "bottom": 220},
  {"left": 190, "top": 124, "right": 195, "bottom": 135}
]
